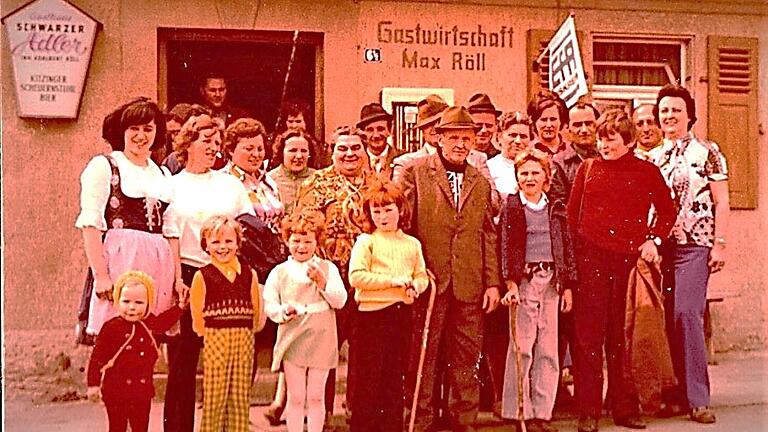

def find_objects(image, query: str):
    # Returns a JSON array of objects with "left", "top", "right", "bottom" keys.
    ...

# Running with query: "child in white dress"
[{"left": 263, "top": 210, "right": 347, "bottom": 432}]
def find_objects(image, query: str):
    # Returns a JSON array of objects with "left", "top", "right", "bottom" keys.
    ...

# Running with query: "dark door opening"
[{"left": 158, "top": 29, "right": 324, "bottom": 138}]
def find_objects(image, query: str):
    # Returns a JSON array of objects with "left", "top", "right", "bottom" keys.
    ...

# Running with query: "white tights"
[{"left": 283, "top": 360, "right": 330, "bottom": 432}]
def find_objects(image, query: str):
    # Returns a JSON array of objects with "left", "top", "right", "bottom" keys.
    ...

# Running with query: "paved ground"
[{"left": 4, "top": 351, "right": 767, "bottom": 431}]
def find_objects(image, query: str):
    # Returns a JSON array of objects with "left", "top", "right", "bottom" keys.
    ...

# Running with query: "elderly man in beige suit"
[{"left": 401, "top": 106, "right": 501, "bottom": 432}]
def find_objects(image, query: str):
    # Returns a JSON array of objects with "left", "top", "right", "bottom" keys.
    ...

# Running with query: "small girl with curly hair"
[
  {"left": 86, "top": 270, "right": 184, "bottom": 432},
  {"left": 263, "top": 210, "right": 348, "bottom": 432}
]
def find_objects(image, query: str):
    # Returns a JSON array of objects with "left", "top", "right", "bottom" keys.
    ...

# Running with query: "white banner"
[
  {"left": 547, "top": 15, "right": 588, "bottom": 108},
  {"left": 2, "top": 0, "right": 100, "bottom": 119}
]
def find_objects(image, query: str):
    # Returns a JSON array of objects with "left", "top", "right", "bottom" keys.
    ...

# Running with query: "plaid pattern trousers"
[{"left": 200, "top": 327, "right": 254, "bottom": 432}]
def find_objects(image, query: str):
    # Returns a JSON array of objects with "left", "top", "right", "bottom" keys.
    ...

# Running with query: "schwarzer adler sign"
[
  {"left": 547, "top": 15, "right": 588, "bottom": 108},
  {"left": 2, "top": 0, "right": 101, "bottom": 119}
]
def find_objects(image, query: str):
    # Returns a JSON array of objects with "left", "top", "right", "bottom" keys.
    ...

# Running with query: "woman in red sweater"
[{"left": 566, "top": 109, "right": 675, "bottom": 432}]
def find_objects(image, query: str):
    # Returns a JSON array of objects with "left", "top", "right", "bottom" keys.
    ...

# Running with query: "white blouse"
[
  {"left": 75, "top": 151, "right": 173, "bottom": 231},
  {"left": 162, "top": 169, "right": 254, "bottom": 268},
  {"left": 487, "top": 154, "right": 519, "bottom": 199}
]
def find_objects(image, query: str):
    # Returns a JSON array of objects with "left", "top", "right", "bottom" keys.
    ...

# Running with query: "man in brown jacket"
[{"left": 401, "top": 106, "right": 501, "bottom": 432}]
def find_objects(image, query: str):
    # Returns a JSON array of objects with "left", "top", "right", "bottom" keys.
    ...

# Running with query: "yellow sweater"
[
  {"left": 189, "top": 257, "right": 266, "bottom": 337},
  {"left": 348, "top": 229, "right": 430, "bottom": 312}
]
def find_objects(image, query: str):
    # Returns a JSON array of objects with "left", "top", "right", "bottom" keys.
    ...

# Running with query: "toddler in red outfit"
[{"left": 87, "top": 270, "right": 184, "bottom": 432}]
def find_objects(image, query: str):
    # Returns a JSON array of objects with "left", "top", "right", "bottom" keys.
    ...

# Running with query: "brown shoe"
[
  {"left": 690, "top": 407, "right": 716, "bottom": 424},
  {"left": 615, "top": 415, "right": 646, "bottom": 429},
  {"left": 528, "top": 419, "right": 559, "bottom": 432},
  {"left": 578, "top": 416, "right": 599, "bottom": 432},
  {"left": 656, "top": 403, "right": 685, "bottom": 418},
  {"left": 263, "top": 404, "right": 285, "bottom": 426}
]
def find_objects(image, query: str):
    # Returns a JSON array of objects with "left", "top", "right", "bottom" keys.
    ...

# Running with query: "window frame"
[{"left": 590, "top": 33, "right": 692, "bottom": 105}]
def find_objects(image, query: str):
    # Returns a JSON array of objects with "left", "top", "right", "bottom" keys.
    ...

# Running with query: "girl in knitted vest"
[
  {"left": 86, "top": 270, "right": 183, "bottom": 432},
  {"left": 263, "top": 210, "right": 348, "bottom": 432},
  {"left": 189, "top": 215, "right": 266, "bottom": 432},
  {"left": 348, "top": 180, "right": 429, "bottom": 432}
]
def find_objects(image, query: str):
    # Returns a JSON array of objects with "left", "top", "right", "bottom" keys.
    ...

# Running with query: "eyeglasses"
[{"left": 635, "top": 119, "right": 658, "bottom": 127}]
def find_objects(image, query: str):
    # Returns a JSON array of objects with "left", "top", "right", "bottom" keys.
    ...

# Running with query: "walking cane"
[
  {"left": 510, "top": 302, "right": 527, "bottom": 432},
  {"left": 408, "top": 271, "right": 437, "bottom": 432}
]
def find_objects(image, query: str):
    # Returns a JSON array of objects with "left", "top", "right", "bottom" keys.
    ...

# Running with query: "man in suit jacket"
[
  {"left": 401, "top": 106, "right": 501, "bottom": 432},
  {"left": 357, "top": 102, "right": 401, "bottom": 179},
  {"left": 393, "top": 95, "right": 500, "bottom": 213}
]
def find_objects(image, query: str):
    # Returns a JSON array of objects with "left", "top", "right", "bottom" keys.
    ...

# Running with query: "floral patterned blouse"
[
  {"left": 223, "top": 162, "right": 284, "bottom": 232},
  {"left": 653, "top": 132, "right": 728, "bottom": 247},
  {"left": 294, "top": 166, "right": 378, "bottom": 272}
]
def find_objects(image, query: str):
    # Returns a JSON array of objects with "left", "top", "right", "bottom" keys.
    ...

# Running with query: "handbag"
[{"left": 75, "top": 268, "right": 96, "bottom": 346}]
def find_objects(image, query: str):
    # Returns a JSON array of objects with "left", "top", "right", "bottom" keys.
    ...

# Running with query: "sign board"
[
  {"left": 2, "top": 0, "right": 101, "bottom": 119},
  {"left": 364, "top": 48, "right": 382, "bottom": 63},
  {"left": 547, "top": 15, "right": 588, "bottom": 108}
]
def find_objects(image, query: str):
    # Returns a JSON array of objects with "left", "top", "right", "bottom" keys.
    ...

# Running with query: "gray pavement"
[{"left": 4, "top": 351, "right": 767, "bottom": 431}]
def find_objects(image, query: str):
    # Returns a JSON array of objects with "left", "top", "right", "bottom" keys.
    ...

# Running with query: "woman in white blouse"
[
  {"left": 75, "top": 98, "right": 175, "bottom": 337},
  {"left": 487, "top": 111, "right": 534, "bottom": 201},
  {"left": 161, "top": 113, "right": 254, "bottom": 432}
]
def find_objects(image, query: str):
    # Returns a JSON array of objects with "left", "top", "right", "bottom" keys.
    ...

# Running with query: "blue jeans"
[{"left": 663, "top": 244, "right": 711, "bottom": 409}]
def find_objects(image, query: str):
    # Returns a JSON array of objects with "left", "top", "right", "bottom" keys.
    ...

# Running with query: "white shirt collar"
[
  {"left": 519, "top": 191, "right": 548, "bottom": 211},
  {"left": 368, "top": 145, "right": 389, "bottom": 160},
  {"left": 423, "top": 143, "right": 438, "bottom": 155}
]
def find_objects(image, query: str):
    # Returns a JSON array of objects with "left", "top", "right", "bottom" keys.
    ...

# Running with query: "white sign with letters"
[
  {"left": 2, "top": 0, "right": 100, "bottom": 118},
  {"left": 547, "top": 15, "right": 588, "bottom": 108}
]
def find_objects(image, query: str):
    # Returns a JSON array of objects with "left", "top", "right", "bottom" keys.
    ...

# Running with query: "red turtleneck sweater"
[{"left": 566, "top": 153, "right": 675, "bottom": 254}]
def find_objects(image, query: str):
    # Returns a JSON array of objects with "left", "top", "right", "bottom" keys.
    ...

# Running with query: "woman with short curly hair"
[{"left": 162, "top": 113, "right": 254, "bottom": 432}]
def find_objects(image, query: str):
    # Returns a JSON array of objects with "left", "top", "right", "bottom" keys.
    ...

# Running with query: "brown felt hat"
[
  {"left": 435, "top": 106, "right": 482, "bottom": 132},
  {"left": 356, "top": 103, "right": 391, "bottom": 129},
  {"left": 414, "top": 95, "right": 449, "bottom": 129},
  {"left": 467, "top": 93, "right": 501, "bottom": 116}
]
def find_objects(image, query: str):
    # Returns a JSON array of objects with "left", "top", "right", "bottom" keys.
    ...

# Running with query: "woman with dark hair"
[
  {"left": 268, "top": 130, "right": 317, "bottom": 215},
  {"left": 274, "top": 99, "right": 329, "bottom": 169},
  {"left": 75, "top": 98, "right": 176, "bottom": 339},
  {"left": 567, "top": 109, "right": 676, "bottom": 432},
  {"left": 652, "top": 85, "right": 729, "bottom": 424}
]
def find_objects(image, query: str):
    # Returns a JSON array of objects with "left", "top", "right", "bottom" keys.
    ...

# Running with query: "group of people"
[{"left": 76, "top": 77, "right": 729, "bottom": 432}]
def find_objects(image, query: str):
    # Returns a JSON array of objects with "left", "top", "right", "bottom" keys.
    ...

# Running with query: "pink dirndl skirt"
[{"left": 86, "top": 228, "right": 175, "bottom": 335}]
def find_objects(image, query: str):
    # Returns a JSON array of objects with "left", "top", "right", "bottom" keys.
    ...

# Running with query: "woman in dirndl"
[{"left": 75, "top": 97, "right": 176, "bottom": 338}]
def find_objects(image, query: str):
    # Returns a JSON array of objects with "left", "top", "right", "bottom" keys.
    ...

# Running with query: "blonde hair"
[
  {"left": 514, "top": 149, "right": 553, "bottom": 192},
  {"left": 112, "top": 270, "right": 155, "bottom": 319},
  {"left": 173, "top": 114, "right": 219, "bottom": 165},
  {"left": 199, "top": 215, "right": 244, "bottom": 252}
]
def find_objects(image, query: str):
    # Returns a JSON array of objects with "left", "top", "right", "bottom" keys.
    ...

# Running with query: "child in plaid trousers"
[{"left": 190, "top": 215, "right": 266, "bottom": 432}]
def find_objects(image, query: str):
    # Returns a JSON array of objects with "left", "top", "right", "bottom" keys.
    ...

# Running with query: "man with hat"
[
  {"left": 392, "top": 96, "right": 499, "bottom": 214},
  {"left": 401, "top": 106, "right": 501, "bottom": 432},
  {"left": 467, "top": 93, "right": 502, "bottom": 158},
  {"left": 357, "top": 102, "right": 401, "bottom": 179}
]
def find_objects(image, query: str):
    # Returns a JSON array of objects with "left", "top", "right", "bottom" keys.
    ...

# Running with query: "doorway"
[{"left": 158, "top": 28, "right": 324, "bottom": 138}]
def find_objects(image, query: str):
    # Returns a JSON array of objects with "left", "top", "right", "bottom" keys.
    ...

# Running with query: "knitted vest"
[
  {"left": 524, "top": 204, "right": 554, "bottom": 263},
  {"left": 200, "top": 264, "right": 254, "bottom": 329}
]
